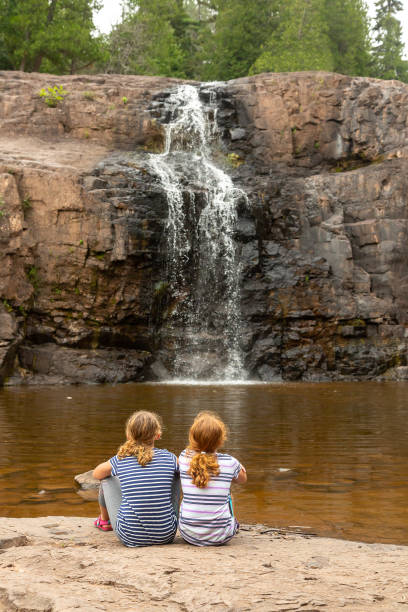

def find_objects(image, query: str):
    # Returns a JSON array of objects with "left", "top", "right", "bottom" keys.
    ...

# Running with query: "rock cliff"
[{"left": 0, "top": 70, "right": 407, "bottom": 383}]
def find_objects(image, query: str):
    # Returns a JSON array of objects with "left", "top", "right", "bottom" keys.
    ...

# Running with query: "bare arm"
[
  {"left": 93, "top": 461, "right": 112, "bottom": 480},
  {"left": 233, "top": 465, "right": 247, "bottom": 484}
]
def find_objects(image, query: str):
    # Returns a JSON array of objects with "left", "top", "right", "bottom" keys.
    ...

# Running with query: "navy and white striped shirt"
[{"left": 110, "top": 448, "right": 179, "bottom": 547}]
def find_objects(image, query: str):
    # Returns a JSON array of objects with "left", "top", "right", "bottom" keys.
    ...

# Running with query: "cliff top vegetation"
[{"left": 0, "top": 0, "right": 407, "bottom": 82}]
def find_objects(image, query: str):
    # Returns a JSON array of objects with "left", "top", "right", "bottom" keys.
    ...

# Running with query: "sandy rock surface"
[{"left": 0, "top": 517, "right": 407, "bottom": 611}]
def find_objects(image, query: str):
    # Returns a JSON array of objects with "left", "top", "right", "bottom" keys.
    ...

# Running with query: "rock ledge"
[{"left": 0, "top": 516, "right": 407, "bottom": 611}]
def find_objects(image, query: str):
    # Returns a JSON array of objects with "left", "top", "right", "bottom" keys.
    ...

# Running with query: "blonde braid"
[
  {"left": 116, "top": 411, "right": 162, "bottom": 467},
  {"left": 117, "top": 440, "right": 154, "bottom": 466}
]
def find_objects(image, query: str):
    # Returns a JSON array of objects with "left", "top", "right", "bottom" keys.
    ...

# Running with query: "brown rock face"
[{"left": 0, "top": 70, "right": 407, "bottom": 383}]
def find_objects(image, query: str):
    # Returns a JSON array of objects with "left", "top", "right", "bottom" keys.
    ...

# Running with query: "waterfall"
[{"left": 148, "top": 84, "right": 246, "bottom": 381}]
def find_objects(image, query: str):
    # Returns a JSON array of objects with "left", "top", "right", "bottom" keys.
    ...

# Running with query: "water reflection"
[{"left": 0, "top": 382, "right": 408, "bottom": 544}]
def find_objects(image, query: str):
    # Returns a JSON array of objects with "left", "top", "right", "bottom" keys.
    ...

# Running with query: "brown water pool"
[{"left": 1, "top": 381, "right": 407, "bottom": 544}]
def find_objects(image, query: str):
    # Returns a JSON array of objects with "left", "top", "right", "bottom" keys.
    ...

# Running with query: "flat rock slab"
[{"left": 0, "top": 517, "right": 407, "bottom": 611}]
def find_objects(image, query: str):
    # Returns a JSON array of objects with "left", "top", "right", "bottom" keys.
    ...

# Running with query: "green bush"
[{"left": 38, "top": 85, "right": 68, "bottom": 108}]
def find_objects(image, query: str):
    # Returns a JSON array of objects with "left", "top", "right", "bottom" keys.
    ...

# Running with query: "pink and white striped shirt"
[{"left": 178, "top": 449, "right": 242, "bottom": 546}]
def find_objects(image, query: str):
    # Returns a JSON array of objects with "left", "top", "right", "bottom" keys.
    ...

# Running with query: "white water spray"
[{"left": 149, "top": 85, "right": 246, "bottom": 380}]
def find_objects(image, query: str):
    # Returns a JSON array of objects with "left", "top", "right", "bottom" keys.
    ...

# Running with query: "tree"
[
  {"left": 324, "top": 0, "right": 372, "bottom": 76},
  {"left": 0, "top": 0, "right": 105, "bottom": 74},
  {"left": 250, "top": 0, "right": 334, "bottom": 75},
  {"left": 107, "top": 0, "right": 187, "bottom": 77},
  {"left": 371, "top": 0, "right": 408, "bottom": 82},
  {"left": 199, "top": 0, "right": 277, "bottom": 81}
]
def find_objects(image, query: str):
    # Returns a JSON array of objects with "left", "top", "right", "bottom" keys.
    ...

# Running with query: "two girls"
[{"left": 93, "top": 410, "right": 246, "bottom": 547}]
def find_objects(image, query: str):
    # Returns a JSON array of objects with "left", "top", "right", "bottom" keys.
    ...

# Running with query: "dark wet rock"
[
  {"left": 18, "top": 344, "right": 151, "bottom": 384},
  {"left": 0, "top": 306, "right": 21, "bottom": 385},
  {"left": 149, "top": 359, "right": 171, "bottom": 381}
]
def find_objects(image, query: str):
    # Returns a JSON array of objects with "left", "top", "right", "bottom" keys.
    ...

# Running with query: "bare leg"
[{"left": 99, "top": 504, "right": 109, "bottom": 522}]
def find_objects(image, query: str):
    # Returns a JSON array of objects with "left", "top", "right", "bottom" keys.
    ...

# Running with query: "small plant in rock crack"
[
  {"left": 2, "top": 299, "right": 13, "bottom": 313},
  {"left": 226, "top": 152, "right": 244, "bottom": 168},
  {"left": 0, "top": 195, "right": 6, "bottom": 217},
  {"left": 27, "top": 266, "right": 39, "bottom": 290},
  {"left": 83, "top": 91, "right": 96, "bottom": 100},
  {"left": 22, "top": 196, "right": 32, "bottom": 209},
  {"left": 38, "top": 85, "right": 68, "bottom": 108}
]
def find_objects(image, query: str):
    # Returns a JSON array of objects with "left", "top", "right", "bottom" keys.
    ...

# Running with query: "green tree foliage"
[
  {"left": 250, "top": 0, "right": 334, "bottom": 75},
  {"left": 107, "top": 0, "right": 187, "bottom": 77},
  {"left": 372, "top": 0, "right": 408, "bottom": 82},
  {"left": 0, "top": 0, "right": 105, "bottom": 74},
  {"left": 324, "top": 0, "right": 372, "bottom": 76},
  {"left": 2, "top": 0, "right": 407, "bottom": 83},
  {"left": 199, "top": 0, "right": 277, "bottom": 81},
  {"left": 182, "top": 0, "right": 217, "bottom": 78}
]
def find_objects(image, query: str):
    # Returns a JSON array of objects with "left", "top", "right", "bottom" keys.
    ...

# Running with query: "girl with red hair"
[{"left": 178, "top": 411, "right": 247, "bottom": 546}]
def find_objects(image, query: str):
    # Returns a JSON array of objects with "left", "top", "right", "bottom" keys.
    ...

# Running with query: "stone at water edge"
[
  {"left": 0, "top": 534, "right": 28, "bottom": 549},
  {"left": 74, "top": 470, "right": 99, "bottom": 490}
]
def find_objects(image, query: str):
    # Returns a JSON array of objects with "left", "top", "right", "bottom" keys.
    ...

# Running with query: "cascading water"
[{"left": 149, "top": 84, "right": 246, "bottom": 381}]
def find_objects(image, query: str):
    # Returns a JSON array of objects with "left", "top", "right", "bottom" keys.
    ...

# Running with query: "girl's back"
[
  {"left": 111, "top": 448, "right": 178, "bottom": 547},
  {"left": 179, "top": 449, "right": 241, "bottom": 546},
  {"left": 93, "top": 410, "right": 179, "bottom": 548}
]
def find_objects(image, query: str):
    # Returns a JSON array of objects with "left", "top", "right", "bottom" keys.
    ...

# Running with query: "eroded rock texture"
[
  {"left": 0, "top": 70, "right": 407, "bottom": 383},
  {"left": 1, "top": 517, "right": 408, "bottom": 611}
]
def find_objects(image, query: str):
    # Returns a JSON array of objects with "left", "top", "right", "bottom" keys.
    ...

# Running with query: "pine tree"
[
  {"left": 182, "top": 0, "right": 218, "bottom": 79},
  {"left": 0, "top": 0, "right": 105, "bottom": 74},
  {"left": 107, "top": 0, "right": 187, "bottom": 77},
  {"left": 199, "top": 0, "right": 277, "bottom": 81},
  {"left": 250, "top": 0, "right": 334, "bottom": 75},
  {"left": 372, "top": 0, "right": 408, "bottom": 82},
  {"left": 324, "top": 0, "right": 372, "bottom": 76}
]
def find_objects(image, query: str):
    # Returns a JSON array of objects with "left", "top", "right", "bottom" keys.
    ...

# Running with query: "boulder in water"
[{"left": 74, "top": 470, "right": 99, "bottom": 490}]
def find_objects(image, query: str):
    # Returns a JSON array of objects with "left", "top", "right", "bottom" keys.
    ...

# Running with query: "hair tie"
[{"left": 200, "top": 451, "right": 206, "bottom": 454}]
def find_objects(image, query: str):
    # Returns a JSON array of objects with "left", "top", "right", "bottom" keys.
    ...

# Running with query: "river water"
[{"left": 1, "top": 381, "right": 407, "bottom": 545}]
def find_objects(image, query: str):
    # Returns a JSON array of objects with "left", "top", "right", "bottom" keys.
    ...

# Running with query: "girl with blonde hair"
[
  {"left": 93, "top": 410, "right": 179, "bottom": 547},
  {"left": 178, "top": 411, "right": 247, "bottom": 546}
]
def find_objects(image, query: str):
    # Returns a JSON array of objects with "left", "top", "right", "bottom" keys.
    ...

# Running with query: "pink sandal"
[{"left": 94, "top": 516, "right": 113, "bottom": 531}]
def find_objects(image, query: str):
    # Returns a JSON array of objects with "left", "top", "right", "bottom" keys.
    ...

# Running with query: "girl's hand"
[
  {"left": 93, "top": 461, "right": 112, "bottom": 480},
  {"left": 234, "top": 465, "right": 247, "bottom": 484}
]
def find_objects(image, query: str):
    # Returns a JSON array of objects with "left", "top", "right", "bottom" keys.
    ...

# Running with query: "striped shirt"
[
  {"left": 178, "top": 449, "right": 241, "bottom": 546},
  {"left": 110, "top": 448, "right": 179, "bottom": 547}
]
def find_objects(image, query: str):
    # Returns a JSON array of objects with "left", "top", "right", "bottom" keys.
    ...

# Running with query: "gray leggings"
[{"left": 99, "top": 475, "right": 181, "bottom": 533}]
